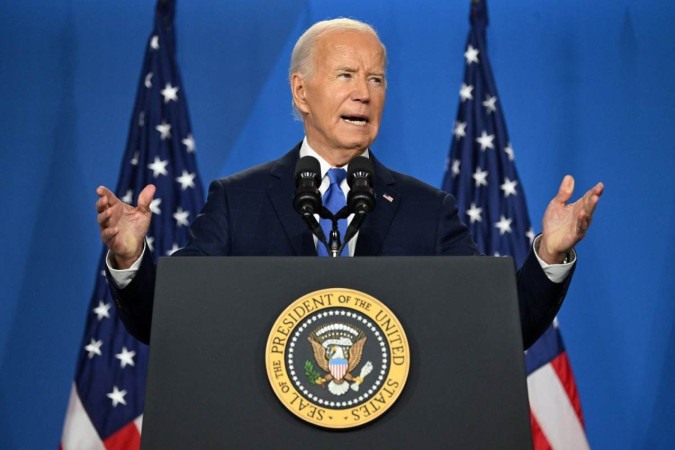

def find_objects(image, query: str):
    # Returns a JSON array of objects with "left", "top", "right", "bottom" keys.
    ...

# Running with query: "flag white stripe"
[
  {"left": 61, "top": 384, "right": 105, "bottom": 450},
  {"left": 134, "top": 414, "right": 143, "bottom": 434},
  {"left": 528, "top": 364, "right": 589, "bottom": 450}
]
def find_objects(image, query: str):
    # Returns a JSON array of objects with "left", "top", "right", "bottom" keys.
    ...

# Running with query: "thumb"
[
  {"left": 137, "top": 184, "right": 156, "bottom": 208},
  {"left": 554, "top": 175, "right": 574, "bottom": 204}
]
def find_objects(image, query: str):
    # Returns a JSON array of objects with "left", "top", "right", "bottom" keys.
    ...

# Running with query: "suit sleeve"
[
  {"left": 436, "top": 193, "right": 481, "bottom": 256},
  {"left": 516, "top": 249, "right": 575, "bottom": 349},
  {"left": 106, "top": 248, "right": 156, "bottom": 344},
  {"left": 436, "top": 192, "right": 573, "bottom": 349},
  {"left": 107, "top": 179, "right": 232, "bottom": 344},
  {"left": 177, "top": 179, "right": 232, "bottom": 256}
]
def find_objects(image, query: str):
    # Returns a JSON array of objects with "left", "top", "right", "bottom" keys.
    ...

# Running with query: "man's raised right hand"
[{"left": 96, "top": 184, "right": 156, "bottom": 269}]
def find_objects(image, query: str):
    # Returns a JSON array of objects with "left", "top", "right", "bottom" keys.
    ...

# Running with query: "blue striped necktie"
[{"left": 317, "top": 168, "right": 348, "bottom": 256}]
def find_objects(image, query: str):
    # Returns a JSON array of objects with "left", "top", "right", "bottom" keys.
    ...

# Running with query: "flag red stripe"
[
  {"left": 551, "top": 352, "right": 586, "bottom": 427},
  {"left": 104, "top": 421, "right": 141, "bottom": 450},
  {"left": 530, "top": 413, "right": 553, "bottom": 450},
  {"left": 60, "top": 2, "right": 203, "bottom": 448}
]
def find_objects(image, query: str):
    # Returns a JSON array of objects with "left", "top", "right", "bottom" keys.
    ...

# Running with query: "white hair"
[{"left": 289, "top": 18, "right": 387, "bottom": 118}]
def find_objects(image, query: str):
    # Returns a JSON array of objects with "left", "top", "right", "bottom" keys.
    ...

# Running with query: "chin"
[
  {"left": 340, "top": 136, "right": 376, "bottom": 152},
  {"left": 341, "top": 143, "right": 371, "bottom": 153}
]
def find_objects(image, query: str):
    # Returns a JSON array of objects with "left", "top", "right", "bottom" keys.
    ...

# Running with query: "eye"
[
  {"left": 369, "top": 76, "right": 384, "bottom": 86},
  {"left": 338, "top": 72, "right": 352, "bottom": 79}
]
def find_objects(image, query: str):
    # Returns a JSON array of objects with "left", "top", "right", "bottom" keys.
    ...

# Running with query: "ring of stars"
[{"left": 287, "top": 308, "right": 389, "bottom": 409}]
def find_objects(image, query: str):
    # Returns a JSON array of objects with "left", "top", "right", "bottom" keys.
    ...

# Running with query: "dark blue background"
[{"left": 1, "top": 1, "right": 674, "bottom": 448}]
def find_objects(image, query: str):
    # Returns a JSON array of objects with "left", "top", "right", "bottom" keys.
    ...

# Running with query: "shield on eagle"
[{"left": 329, "top": 357, "right": 349, "bottom": 381}]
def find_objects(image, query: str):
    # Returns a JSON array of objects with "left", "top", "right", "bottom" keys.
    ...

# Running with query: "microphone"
[
  {"left": 293, "top": 156, "right": 326, "bottom": 243},
  {"left": 341, "top": 156, "right": 376, "bottom": 248}
]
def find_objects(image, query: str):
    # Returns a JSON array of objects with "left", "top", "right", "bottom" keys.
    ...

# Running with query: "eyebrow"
[
  {"left": 335, "top": 66, "right": 386, "bottom": 78},
  {"left": 335, "top": 66, "right": 357, "bottom": 73}
]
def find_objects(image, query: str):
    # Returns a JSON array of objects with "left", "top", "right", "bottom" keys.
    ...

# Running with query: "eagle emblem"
[{"left": 306, "top": 323, "right": 373, "bottom": 396}]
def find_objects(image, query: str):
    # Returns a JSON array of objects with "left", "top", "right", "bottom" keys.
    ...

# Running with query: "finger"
[
  {"left": 585, "top": 182, "right": 604, "bottom": 199},
  {"left": 582, "top": 185, "right": 603, "bottom": 216},
  {"left": 97, "top": 185, "right": 114, "bottom": 200},
  {"left": 578, "top": 197, "right": 597, "bottom": 233},
  {"left": 592, "top": 181, "right": 605, "bottom": 197},
  {"left": 97, "top": 208, "right": 112, "bottom": 226},
  {"left": 583, "top": 182, "right": 603, "bottom": 206},
  {"left": 577, "top": 215, "right": 590, "bottom": 237},
  {"left": 137, "top": 184, "right": 156, "bottom": 208},
  {"left": 554, "top": 175, "right": 575, "bottom": 204},
  {"left": 95, "top": 195, "right": 109, "bottom": 213},
  {"left": 97, "top": 185, "right": 121, "bottom": 206},
  {"left": 100, "top": 227, "right": 119, "bottom": 245}
]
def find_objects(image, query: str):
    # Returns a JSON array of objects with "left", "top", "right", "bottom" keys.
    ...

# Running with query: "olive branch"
[{"left": 304, "top": 360, "right": 322, "bottom": 384}]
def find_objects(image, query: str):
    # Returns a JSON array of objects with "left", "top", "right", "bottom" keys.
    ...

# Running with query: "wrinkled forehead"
[{"left": 314, "top": 30, "right": 387, "bottom": 70}]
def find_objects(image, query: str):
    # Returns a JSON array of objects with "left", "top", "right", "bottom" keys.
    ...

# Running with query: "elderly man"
[{"left": 96, "top": 18, "right": 603, "bottom": 346}]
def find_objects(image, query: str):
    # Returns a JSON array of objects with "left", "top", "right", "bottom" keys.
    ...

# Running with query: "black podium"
[{"left": 142, "top": 256, "right": 533, "bottom": 449}]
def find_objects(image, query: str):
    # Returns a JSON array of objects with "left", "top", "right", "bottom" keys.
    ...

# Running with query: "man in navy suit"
[{"left": 96, "top": 18, "right": 603, "bottom": 346}]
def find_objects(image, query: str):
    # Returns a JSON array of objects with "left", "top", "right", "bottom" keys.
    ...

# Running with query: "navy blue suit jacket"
[{"left": 110, "top": 144, "right": 572, "bottom": 347}]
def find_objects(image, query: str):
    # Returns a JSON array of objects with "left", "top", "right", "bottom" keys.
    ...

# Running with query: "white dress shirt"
[{"left": 299, "top": 137, "right": 366, "bottom": 257}]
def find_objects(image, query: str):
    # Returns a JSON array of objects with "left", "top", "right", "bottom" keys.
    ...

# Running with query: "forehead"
[{"left": 314, "top": 30, "right": 386, "bottom": 70}]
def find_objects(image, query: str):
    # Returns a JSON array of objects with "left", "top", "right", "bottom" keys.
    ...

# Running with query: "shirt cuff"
[
  {"left": 532, "top": 235, "right": 576, "bottom": 283},
  {"left": 105, "top": 242, "right": 146, "bottom": 289}
]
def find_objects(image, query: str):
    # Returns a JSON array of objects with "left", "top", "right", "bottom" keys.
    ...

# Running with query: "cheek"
[
  {"left": 372, "top": 91, "right": 386, "bottom": 110},
  {"left": 371, "top": 102, "right": 385, "bottom": 124},
  {"left": 314, "top": 94, "right": 341, "bottom": 116}
]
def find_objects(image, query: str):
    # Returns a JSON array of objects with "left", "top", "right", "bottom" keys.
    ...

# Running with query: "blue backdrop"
[{"left": 1, "top": 1, "right": 674, "bottom": 448}]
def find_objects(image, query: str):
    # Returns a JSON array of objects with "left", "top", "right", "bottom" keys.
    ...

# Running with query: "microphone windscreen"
[
  {"left": 347, "top": 156, "right": 374, "bottom": 187},
  {"left": 295, "top": 156, "right": 321, "bottom": 180}
]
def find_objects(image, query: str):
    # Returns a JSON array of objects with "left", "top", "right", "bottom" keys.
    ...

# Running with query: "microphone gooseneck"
[
  {"left": 339, "top": 156, "right": 376, "bottom": 253},
  {"left": 293, "top": 156, "right": 326, "bottom": 244},
  {"left": 293, "top": 155, "right": 376, "bottom": 257}
]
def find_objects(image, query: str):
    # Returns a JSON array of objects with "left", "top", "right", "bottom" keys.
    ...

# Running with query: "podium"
[{"left": 142, "top": 256, "right": 533, "bottom": 449}]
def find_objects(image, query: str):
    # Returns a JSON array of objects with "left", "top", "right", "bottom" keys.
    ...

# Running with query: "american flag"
[
  {"left": 440, "top": 1, "right": 589, "bottom": 448},
  {"left": 60, "top": 1, "right": 204, "bottom": 448}
]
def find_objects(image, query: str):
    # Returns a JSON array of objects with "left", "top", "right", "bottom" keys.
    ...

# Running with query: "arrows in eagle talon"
[{"left": 351, "top": 361, "right": 373, "bottom": 392}]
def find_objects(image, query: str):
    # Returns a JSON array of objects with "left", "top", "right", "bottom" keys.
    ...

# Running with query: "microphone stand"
[
  {"left": 319, "top": 206, "right": 350, "bottom": 258},
  {"left": 328, "top": 222, "right": 341, "bottom": 257}
]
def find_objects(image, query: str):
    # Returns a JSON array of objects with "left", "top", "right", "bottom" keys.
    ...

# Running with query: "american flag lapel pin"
[{"left": 382, "top": 193, "right": 394, "bottom": 203}]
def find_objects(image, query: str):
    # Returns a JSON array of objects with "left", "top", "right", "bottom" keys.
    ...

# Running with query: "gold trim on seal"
[{"left": 265, "top": 288, "right": 410, "bottom": 429}]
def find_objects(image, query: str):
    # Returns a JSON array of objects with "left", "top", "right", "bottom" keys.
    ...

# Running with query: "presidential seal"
[{"left": 265, "top": 288, "right": 410, "bottom": 429}]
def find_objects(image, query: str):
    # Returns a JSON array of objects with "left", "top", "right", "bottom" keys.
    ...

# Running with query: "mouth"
[{"left": 341, "top": 114, "right": 369, "bottom": 127}]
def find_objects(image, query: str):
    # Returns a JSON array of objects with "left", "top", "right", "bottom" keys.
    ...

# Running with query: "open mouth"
[{"left": 341, "top": 115, "right": 369, "bottom": 126}]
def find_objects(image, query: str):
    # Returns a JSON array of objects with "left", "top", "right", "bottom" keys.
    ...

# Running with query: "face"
[{"left": 292, "top": 30, "right": 386, "bottom": 165}]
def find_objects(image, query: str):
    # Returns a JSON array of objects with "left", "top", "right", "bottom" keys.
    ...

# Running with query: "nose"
[{"left": 351, "top": 76, "right": 370, "bottom": 103}]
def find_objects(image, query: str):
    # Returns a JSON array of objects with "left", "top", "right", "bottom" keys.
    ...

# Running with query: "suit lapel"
[
  {"left": 265, "top": 146, "right": 400, "bottom": 257},
  {"left": 267, "top": 145, "right": 317, "bottom": 256},
  {"left": 355, "top": 154, "right": 400, "bottom": 256}
]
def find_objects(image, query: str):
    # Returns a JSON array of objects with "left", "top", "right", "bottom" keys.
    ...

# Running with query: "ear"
[{"left": 291, "top": 73, "right": 310, "bottom": 115}]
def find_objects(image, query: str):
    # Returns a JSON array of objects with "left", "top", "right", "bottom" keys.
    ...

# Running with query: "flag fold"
[
  {"left": 441, "top": 1, "right": 588, "bottom": 448},
  {"left": 61, "top": 0, "right": 204, "bottom": 448}
]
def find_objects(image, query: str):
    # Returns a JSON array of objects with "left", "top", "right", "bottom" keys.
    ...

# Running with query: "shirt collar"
[{"left": 299, "top": 137, "right": 370, "bottom": 179}]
